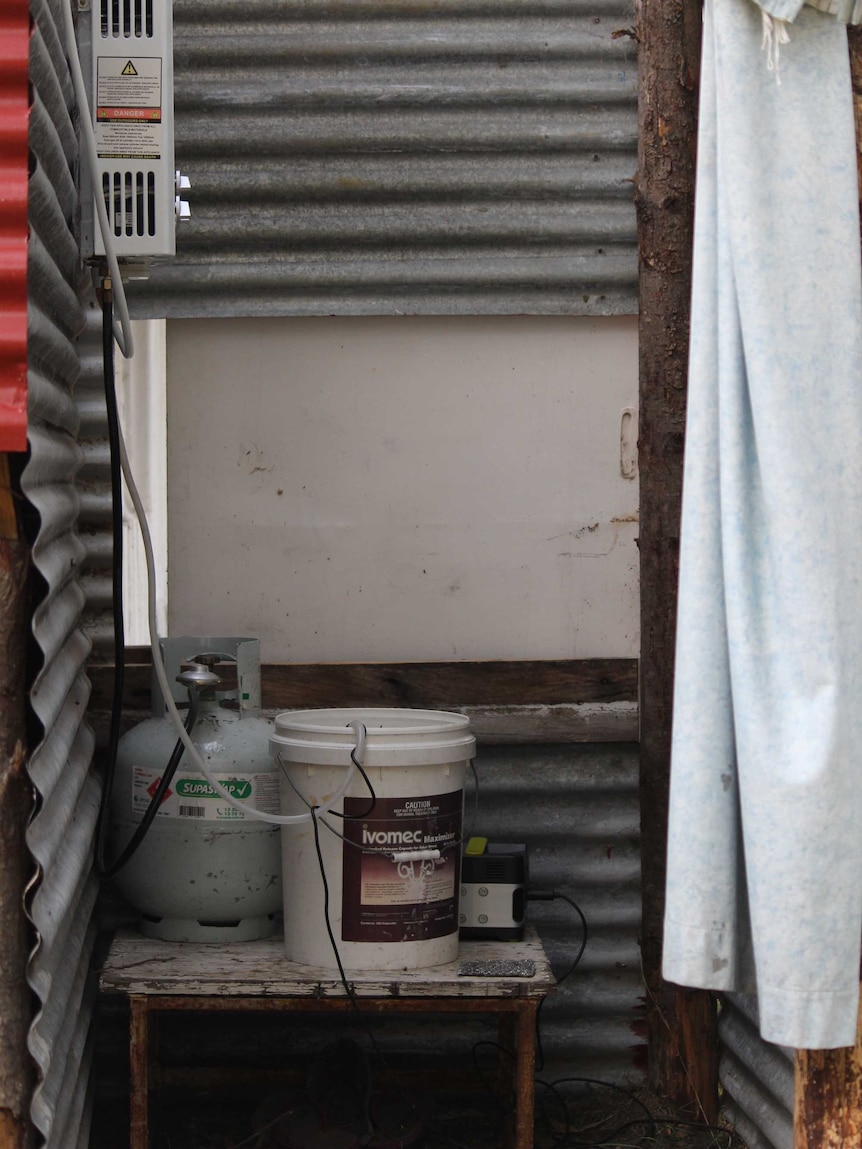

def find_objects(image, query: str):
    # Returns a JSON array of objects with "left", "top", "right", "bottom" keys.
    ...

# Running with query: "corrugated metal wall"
[
  {"left": 24, "top": 0, "right": 109, "bottom": 1144},
  {"left": 719, "top": 995, "right": 794, "bottom": 1149},
  {"left": 128, "top": 0, "right": 638, "bottom": 320},
  {"left": 476, "top": 741, "right": 644, "bottom": 1084}
]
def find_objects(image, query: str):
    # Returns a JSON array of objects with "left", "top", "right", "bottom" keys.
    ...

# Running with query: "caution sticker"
[
  {"left": 341, "top": 792, "right": 462, "bottom": 943},
  {"left": 96, "top": 56, "right": 163, "bottom": 159}
]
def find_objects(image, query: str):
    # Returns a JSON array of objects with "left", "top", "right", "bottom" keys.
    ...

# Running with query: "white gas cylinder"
[{"left": 109, "top": 637, "right": 282, "bottom": 942}]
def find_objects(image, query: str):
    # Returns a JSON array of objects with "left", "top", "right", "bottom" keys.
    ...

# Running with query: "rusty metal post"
[{"left": 0, "top": 454, "right": 33, "bottom": 1148}]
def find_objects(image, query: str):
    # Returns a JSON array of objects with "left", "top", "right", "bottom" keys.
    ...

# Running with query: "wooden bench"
[{"left": 99, "top": 925, "right": 556, "bottom": 1149}]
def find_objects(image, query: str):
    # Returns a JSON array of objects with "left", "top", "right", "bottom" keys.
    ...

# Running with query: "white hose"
[
  {"left": 65, "top": 1, "right": 361, "bottom": 823},
  {"left": 116, "top": 413, "right": 358, "bottom": 824},
  {"left": 61, "top": 0, "right": 134, "bottom": 357}
]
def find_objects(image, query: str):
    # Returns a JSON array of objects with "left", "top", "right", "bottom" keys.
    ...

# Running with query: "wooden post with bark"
[
  {"left": 795, "top": 1006, "right": 862, "bottom": 1149},
  {"left": 792, "top": 27, "right": 862, "bottom": 1149},
  {"left": 636, "top": 0, "right": 719, "bottom": 1123},
  {"left": 0, "top": 454, "right": 32, "bottom": 1148}
]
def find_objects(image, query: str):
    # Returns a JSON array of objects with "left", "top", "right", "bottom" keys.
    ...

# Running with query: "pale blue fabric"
[
  {"left": 764, "top": 0, "right": 862, "bottom": 25},
  {"left": 663, "top": 0, "right": 862, "bottom": 1049}
]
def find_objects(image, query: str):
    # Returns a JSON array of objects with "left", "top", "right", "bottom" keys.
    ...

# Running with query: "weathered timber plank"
[
  {"left": 99, "top": 927, "right": 554, "bottom": 1001},
  {"left": 86, "top": 657, "right": 639, "bottom": 745},
  {"left": 87, "top": 701, "right": 638, "bottom": 748},
  {"left": 636, "top": 0, "right": 715, "bottom": 1120},
  {"left": 87, "top": 655, "right": 638, "bottom": 712},
  {"left": 461, "top": 703, "right": 638, "bottom": 744},
  {"left": 0, "top": 530, "right": 32, "bottom": 1142},
  {"left": 260, "top": 660, "right": 637, "bottom": 709}
]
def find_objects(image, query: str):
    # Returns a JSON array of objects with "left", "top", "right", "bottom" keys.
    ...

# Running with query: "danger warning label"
[{"left": 96, "top": 56, "right": 163, "bottom": 159}]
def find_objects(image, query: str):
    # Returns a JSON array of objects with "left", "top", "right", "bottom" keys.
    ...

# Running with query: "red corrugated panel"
[{"left": 0, "top": 0, "right": 30, "bottom": 452}]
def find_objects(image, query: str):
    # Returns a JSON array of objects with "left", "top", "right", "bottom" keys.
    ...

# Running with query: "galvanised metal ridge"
[{"left": 129, "top": 0, "right": 638, "bottom": 319}]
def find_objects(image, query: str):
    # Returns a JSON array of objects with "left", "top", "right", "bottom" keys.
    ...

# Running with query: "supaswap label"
[{"left": 131, "top": 767, "right": 280, "bottom": 821}]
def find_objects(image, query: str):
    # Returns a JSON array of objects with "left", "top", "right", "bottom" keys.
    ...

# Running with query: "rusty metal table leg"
[
  {"left": 129, "top": 997, "right": 151, "bottom": 1149},
  {"left": 513, "top": 1000, "right": 538, "bottom": 1149}
]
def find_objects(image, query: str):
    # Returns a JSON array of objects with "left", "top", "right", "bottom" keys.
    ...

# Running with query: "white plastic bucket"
[{"left": 271, "top": 708, "right": 475, "bottom": 971}]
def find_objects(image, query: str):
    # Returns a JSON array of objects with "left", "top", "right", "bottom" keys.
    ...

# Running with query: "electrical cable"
[
  {"left": 310, "top": 807, "right": 358, "bottom": 1003},
  {"left": 534, "top": 1077, "right": 571, "bottom": 1148},
  {"left": 318, "top": 739, "right": 377, "bottom": 820},
  {"left": 70, "top": 0, "right": 365, "bottom": 829},
  {"left": 588, "top": 1116, "right": 734, "bottom": 1147},
  {"left": 527, "top": 891, "right": 588, "bottom": 1074},
  {"left": 548, "top": 1079, "right": 655, "bottom": 1137},
  {"left": 112, "top": 391, "right": 358, "bottom": 821},
  {"left": 280, "top": 757, "right": 480, "bottom": 859},
  {"left": 309, "top": 806, "right": 426, "bottom": 1146},
  {"left": 468, "top": 1040, "right": 572, "bottom": 1149},
  {"left": 308, "top": 809, "right": 375, "bottom": 1145},
  {"left": 100, "top": 689, "right": 200, "bottom": 878},
  {"left": 93, "top": 287, "right": 126, "bottom": 876},
  {"left": 321, "top": 759, "right": 479, "bottom": 857},
  {"left": 90, "top": 290, "right": 203, "bottom": 877},
  {"left": 61, "top": 0, "right": 134, "bottom": 357}
]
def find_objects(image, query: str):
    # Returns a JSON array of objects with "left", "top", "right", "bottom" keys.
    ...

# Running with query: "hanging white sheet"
[{"left": 663, "top": 0, "right": 862, "bottom": 1049}]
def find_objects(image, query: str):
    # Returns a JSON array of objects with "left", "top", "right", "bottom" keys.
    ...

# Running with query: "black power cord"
[
  {"left": 527, "top": 890, "right": 588, "bottom": 1075},
  {"left": 309, "top": 806, "right": 424, "bottom": 1147},
  {"left": 93, "top": 281, "right": 126, "bottom": 877},
  {"left": 93, "top": 282, "right": 205, "bottom": 879},
  {"left": 549, "top": 1077, "right": 656, "bottom": 1145},
  {"left": 324, "top": 740, "right": 377, "bottom": 820},
  {"left": 100, "top": 689, "right": 201, "bottom": 878},
  {"left": 560, "top": 1116, "right": 735, "bottom": 1149},
  {"left": 279, "top": 748, "right": 480, "bottom": 861},
  {"left": 322, "top": 761, "right": 480, "bottom": 860}
]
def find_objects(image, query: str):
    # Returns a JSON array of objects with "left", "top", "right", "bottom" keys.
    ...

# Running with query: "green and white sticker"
[{"left": 131, "top": 766, "right": 280, "bottom": 821}]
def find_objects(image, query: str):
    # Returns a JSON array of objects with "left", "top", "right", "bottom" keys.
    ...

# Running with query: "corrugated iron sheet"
[
  {"left": 476, "top": 742, "right": 644, "bottom": 1083},
  {"left": 0, "top": 0, "right": 30, "bottom": 449},
  {"left": 24, "top": 0, "right": 107, "bottom": 1144},
  {"left": 128, "top": 0, "right": 638, "bottom": 319},
  {"left": 719, "top": 994, "right": 794, "bottom": 1149}
]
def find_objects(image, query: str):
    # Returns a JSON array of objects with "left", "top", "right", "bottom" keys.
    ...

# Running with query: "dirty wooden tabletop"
[{"left": 99, "top": 924, "right": 556, "bottom": 1000}]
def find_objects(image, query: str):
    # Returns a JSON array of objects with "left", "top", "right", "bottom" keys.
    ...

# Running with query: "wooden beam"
[
  {"left": 0, "top": 470, "right": 32, "bottom": 1147},
  {"left": 85, "top": 655, "right": 639, "bottom": 745},
  {"left": 260, "top": 658, "right": 636, "bottom": 710},
  {"left": 0, "top": 456, "right": 18, "bottom": 542},
  {"left": 852, "top": 26, "right": 862, "bottom": 219},
  {"left": 636, "top": 0, "right": 717, "bottom": 1122}
]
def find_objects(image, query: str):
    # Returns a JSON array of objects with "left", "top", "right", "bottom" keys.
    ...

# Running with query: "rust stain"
[
  {"left": 630, "top": 1017, "right": 648, "bottom": 1041},
  {"left": 336, "top": 177, "right": 372, "bottom": 191},
  {"left": 0, "top": 1110, "right": 27, "bottom": 1148}
]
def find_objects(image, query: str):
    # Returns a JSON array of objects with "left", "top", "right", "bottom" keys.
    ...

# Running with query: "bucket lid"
[{"left": 270, "top": 707, "right": 476, "bottom": 768}]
